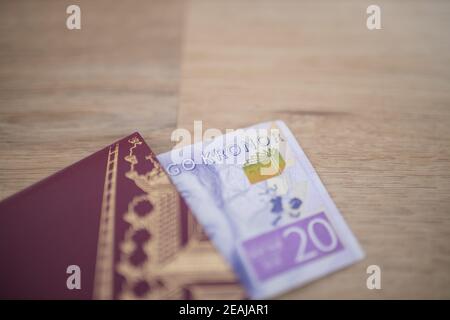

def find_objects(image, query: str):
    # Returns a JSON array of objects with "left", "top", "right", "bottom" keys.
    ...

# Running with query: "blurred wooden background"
[
  {"left": 0, "top": 0, "right": 184, "bottom": 199},
  {"left": 1, "top": 0, "right": 449, "bottom": 299}
]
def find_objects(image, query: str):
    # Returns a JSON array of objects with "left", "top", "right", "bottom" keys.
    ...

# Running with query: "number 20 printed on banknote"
[{"left": 157, "top": 120, "right": 364, "bottom": 299}]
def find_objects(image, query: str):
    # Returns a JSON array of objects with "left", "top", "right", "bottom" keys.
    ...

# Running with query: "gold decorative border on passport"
[
  {"left": 116, "top": 136, "right": 183, "bottom": 299},
  {"left": 117, "top": 136, "right": 244, "bottom": 299},
  {"left": 94, "top": 135, "right": 244, "bottom": 299},
  {"left": 94, "top": 143, "right": 119, "bottom": 300}
]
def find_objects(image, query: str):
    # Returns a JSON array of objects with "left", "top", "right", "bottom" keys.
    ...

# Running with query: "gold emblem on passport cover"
[{"left": 94, "top": 134, "right": 245, "bottom": 299}]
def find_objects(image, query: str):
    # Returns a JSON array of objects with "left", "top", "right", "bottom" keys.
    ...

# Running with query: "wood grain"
[
  {"left": 0, "top": 0, "right": 184, "bottom": 199},
  {"left": 177, "top": 0, "right": 450, "bottom": 298}
]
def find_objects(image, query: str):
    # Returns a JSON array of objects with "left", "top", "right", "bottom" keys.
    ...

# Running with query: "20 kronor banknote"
[{"left": 157, "top": 120, "right": 364, "bottom": 299}]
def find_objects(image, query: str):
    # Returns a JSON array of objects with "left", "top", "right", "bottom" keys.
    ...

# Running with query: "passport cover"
[{"left": 0, "top": 133, "right": 244, "bottom": 299}]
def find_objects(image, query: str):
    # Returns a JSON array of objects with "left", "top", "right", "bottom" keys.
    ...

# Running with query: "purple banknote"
[{"left": 157, "top": 120, "right": 364, "bottom": 298}]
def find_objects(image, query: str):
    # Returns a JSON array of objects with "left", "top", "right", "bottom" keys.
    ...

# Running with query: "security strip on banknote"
[{"left": 157, "top": 121, "right": 364, "bottom": 299}]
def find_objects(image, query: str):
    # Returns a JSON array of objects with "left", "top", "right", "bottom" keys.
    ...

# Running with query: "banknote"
[{"left": 157, "top": 120, "right": 364, "bottom": 299}]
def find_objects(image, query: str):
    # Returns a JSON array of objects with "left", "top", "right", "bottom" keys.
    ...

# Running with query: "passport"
[
  {"left": 0, "top": 133, "right": 243, "bottom": 299},
  {"left": 157, "top": 120, "right": 365, "bottom": 299}
]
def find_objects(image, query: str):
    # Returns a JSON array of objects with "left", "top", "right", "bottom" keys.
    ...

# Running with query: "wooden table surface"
[
  {"left": 1, "top": 0, "right": 449, "bottom": 299},
  {"left": 0, "top": 0, "right": 184, "bottom": 199}
]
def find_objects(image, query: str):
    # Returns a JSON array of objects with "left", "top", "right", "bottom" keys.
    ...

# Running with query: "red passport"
[{"left": 0, "top": 133, "right": 243, "bottom": 299}]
